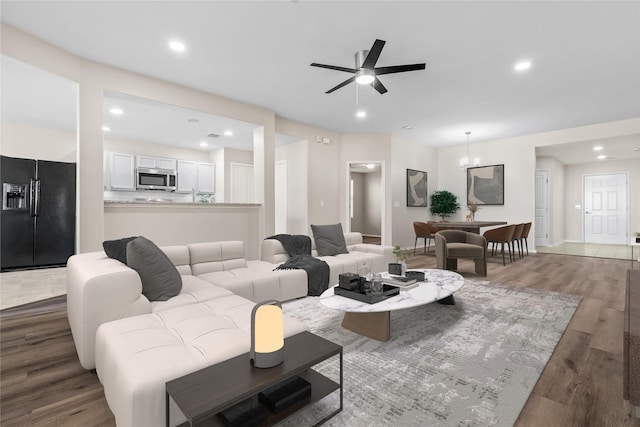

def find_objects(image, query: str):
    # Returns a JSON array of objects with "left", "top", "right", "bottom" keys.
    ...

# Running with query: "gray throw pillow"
[
  {"left": 126, "top": 236, "right": 182, "bottom": 301},
  {"left": 103, "top": 236, "right": 137, "bottom": 264},
  {"left": 311, "top": 223, "right": 349, "bottom": 256}
]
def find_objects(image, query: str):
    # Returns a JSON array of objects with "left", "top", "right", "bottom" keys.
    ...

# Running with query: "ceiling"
[{"left": 1, "top": 1, "right": 639, "bottom": 158}]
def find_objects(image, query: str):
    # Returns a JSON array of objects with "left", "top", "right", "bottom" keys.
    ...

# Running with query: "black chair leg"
[
  {"left": 501, "top": 242, "right": 506, "bottom": 266},
  {"left": 414, "top": 237, "right": 418, "bottom": 255}
]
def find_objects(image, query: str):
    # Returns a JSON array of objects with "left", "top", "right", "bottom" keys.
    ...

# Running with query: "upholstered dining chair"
[
  {"left": 520, "top": 222, "right": 532, "bottom": 256},
  {"left": 511, "top": 223, "right": 525, "bottom": 260},
  {"left": 435, "top": 230, "right": 487, "bottom": 276},
  {"left": 483, "top": 224, "right": 516, "bottom": 266},
  {"left": 413, "top": 221, "right": 435, "bottom": 255}
]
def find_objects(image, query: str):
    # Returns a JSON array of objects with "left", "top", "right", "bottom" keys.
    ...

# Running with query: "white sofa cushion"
[
  {"left": 150, "top": 275, "right": 234, "bottom": 312},
  {"left": 96, "top": 296, "right": 309, "bottom": 427},
  {"left": 199, "top": 260, "right": 307, "bottom": 302}
]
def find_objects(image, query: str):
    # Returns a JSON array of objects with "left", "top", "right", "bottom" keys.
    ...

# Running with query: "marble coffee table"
[{"left": 319, "top": 269, "right": 464, "bottom": 342}]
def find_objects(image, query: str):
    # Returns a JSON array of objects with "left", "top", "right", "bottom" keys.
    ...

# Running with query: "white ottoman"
[{"left": 96, "top": 295, "right": 308, "bottom": 427}]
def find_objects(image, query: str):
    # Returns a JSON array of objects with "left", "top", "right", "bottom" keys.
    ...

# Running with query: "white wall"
[
  {"left": 390, "top": 135, "right": 439, "bottom": 249},
  {"left": 564, "top": 158, "right": 640, "bottom": 242},
  {"left": 2, "top": 23, "right": 276, "bottom": 252},
  {"left": 1, "top": 121, "right": 77, "bottom": 162},
  {"left": 275, "top": 140, "right": 309, "bottom": 235},
  {"left": 363, "top": 171, "right": 382, "bottom": 235},
  {"left": 437, "top": 119, "right": 640, "bottom": 251},
  {"left": 536, "top": 156, "right": 566, "bottom": 245},
  {"left": 275, "top": 117, "right": 340, "bottom": 232},
  {"left": 340, "top": 134, "right": 391, "bottom": 243},
  {"left": 350, "top": 172, "right": 365, "bottom": 233},
  {"left": 104, "top": 137, "right": 212, "bottom": 163}
]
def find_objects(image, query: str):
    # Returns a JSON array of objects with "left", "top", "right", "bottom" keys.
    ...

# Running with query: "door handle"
[{"left": 33, "top": 179, "right": 41, "bottom": 217}]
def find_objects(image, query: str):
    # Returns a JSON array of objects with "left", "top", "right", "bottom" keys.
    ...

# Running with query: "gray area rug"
[{"left": 278, "top": 280, "right": 581, "bottom": 427}]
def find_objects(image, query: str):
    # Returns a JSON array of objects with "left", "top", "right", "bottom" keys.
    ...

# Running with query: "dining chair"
[
  {"left": 511, "top": 223, "right": 525, "bottom": 260},
  {"left": 483, "top": 224, "right": 516, "bottom": 266},
  {"left": 413, "top": 221, "right": 434, "bottom": 255},
  {"left": 520, "top": 222, "right": 532, "bottom": 256}
]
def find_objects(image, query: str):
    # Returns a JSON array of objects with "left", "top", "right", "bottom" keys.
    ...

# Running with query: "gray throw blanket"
[
  {"left": 266, "top": 234, "right": 311, "bottom": 257},
  {"left": 266, "top": 234, "right": 329, "bottom": 296},
  {"left": 274, "top": 254, "right": 329, "bottom": 296}
]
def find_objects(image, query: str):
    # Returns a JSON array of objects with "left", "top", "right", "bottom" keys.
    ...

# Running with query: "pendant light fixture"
[{"left": 459, "top": 131, "right": 480, "bottom": 170}]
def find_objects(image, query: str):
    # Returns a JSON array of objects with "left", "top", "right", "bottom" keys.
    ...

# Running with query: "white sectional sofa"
[
  {"left": 262, "top": 231, "right": 395, "bottom": 285},
  {"left": 67, "top": 240, "right": 307, "bottom": 371},
  {"left": 66, "top": 232, "right": 393, "bottom": 426}
]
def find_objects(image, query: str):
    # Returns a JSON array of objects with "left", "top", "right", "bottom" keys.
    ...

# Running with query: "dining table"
[{"left": 431, "top": 220, "right": 507, "bottom": 234}]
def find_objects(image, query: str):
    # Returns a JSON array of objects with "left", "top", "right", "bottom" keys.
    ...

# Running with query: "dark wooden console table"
[
  {"left": 624, "top": 269, "right": 640, "bottom": 418},
  {"left": 166, "top": 331, "right": 342, "bottom": 426},
  {"left": 432, "top": 221, "right": 507, "bottom": 234}
]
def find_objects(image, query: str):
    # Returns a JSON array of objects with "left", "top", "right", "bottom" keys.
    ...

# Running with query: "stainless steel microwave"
[{"left": 136, "top": 167, "right": 177, "bottom": 191}]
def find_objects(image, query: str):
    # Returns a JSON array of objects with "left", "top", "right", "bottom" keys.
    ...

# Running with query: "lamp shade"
[{"left": 250, "top": 300, "right": 284, "bottom": 368}]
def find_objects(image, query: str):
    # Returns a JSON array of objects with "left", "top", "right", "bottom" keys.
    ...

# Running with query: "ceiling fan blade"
[
  {"left": 374, "top": 63, "right": 426, "bottom": 76},
  {"left": 372, "top": 77, "right": 388, "bottom": 95},
  {"left": 361, "top": 39, "right": 386, "bottom": 69},
  {"left": 326, "top": 76, "right": 356, "bottom": 93},
  {"left": 310, "top": 63, "right": 357, "bottom": 73}
]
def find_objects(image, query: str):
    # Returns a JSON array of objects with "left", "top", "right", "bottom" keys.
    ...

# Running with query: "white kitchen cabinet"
[
  {"left": 137, "top": 155, "right": 177, "bottom": 171},
  {"left": 197, "top": 163, "right": 215, "bottom": 194},
  {"left": 177, "top": 160, "right": 197, "bottom": 193},
  {"left": 108, "top": 152, "right": 135, "bottom": 190},
  {"left": 177, "top": 160, "right": 215, "bottom": 194}
]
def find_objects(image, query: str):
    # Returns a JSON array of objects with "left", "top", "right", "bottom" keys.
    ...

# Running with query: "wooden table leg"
[{"left": 341, "top": 311, "right": 390, "bottom": 341}]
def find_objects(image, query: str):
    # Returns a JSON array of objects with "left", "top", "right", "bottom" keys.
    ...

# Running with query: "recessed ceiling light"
[
  {"left": 109, "top": 107, "right": 123, "bottom": 115},
  {"left": 356, "top": 110, "right": 367, "bottom": 118},
  {"left": 199, "top": 142, "right": 208, "bottom": 147},
  {"left": 366, "top": 164, "right": 375, "bottom": 169},
  {"left": 169, "top": 40, "right": 186, "bottom": 52},
  {"left": 223, "top": 130, "right": 233, "bottom": 136},
  {"left": 593, "top": 146, "right": 603, "bottom": 151},
  {"left": 102, "top": 126, "right": 111, "bottom": 132},
  {"left": 402, "top": 125, "right": 413, "bottom": 130},
  {"left": 514, "top": 61, "right": 532, "bottom": 72},
  {"left": 597, "top": 155, "right": 606, "bottom": 160}
]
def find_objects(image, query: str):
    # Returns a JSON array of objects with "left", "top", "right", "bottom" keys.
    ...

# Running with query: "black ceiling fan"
[{"left": 310, "top": 39, "right": 426, "bottom": 94}]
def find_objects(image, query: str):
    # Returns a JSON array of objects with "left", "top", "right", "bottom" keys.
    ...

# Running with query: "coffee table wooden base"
[{"left": 341, "top": 311, "right": 390, "bottom": 342}]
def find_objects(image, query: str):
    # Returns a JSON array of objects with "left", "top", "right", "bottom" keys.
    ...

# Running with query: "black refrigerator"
[{"left": 1, "top": 155, "right": 76, "bottom": 271}]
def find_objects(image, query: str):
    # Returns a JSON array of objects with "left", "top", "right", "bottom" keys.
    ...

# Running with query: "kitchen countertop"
[{"left": 104, "top": 199, "right": 260, "bottom": 206}]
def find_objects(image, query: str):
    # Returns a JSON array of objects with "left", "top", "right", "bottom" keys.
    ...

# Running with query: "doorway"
[
  {"left": 583, "top": 172, "right": 628, "bottom": 244},
  {"left": 535, "top": 169, "right": 549, "bottom": 247},
  {"left": 348, "top": 162, "right": 383, "bottom": 240}
]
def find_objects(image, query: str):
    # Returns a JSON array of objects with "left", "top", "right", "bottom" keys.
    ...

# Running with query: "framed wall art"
[
  {"left": 406, "top": 169, "right": 428, "bottom": 207},
  {"left": 467, "top": 164, "right": 504, "bottom": 205}
]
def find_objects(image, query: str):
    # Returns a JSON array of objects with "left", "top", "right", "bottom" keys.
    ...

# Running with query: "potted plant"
[
  {"left": 389, "top": 245, "right": 409, "bottom": 275},
  {"left": 429, "top": 190, "right": 460, "bottom": 221}
]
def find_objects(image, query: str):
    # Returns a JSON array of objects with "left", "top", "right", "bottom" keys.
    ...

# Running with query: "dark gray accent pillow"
[
  {"left": 311, "top": 223, "right": 349, "bottom": 256},
  {"left": 103, "top": 236, "right": 138, "bottom": 264},
  {"left": 126, "top": 236, "right": 182, "bottom": 301}
]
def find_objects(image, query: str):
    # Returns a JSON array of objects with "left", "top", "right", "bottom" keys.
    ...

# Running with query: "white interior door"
[
  {"left": 275, "top": 160, "right": 287, "bottom": 234},
  {"left": 535, "top": 169, "right": 549, "bottom": 247},
  {"left": 230, "top": 162, "right": 254, "bottom": 203},
  {"left": 584, "top": 173, "right": 628, "bottom": 244}
]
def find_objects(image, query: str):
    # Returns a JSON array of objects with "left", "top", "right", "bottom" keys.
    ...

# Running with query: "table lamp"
[{"left": 250, "top": 300, "right": 284, "bottom": 368}]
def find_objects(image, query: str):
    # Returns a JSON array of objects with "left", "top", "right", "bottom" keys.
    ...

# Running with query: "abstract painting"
[
  {"left": 467, "top": 164, "right": 504, "bottom": 205},
  {"left": 406, "top": 169, "right": 428, "bottom": 207}
]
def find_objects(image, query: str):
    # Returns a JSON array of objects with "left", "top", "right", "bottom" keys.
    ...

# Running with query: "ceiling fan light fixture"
[{"left": 355, "top": 69, "right": 375, "bottom": 85}]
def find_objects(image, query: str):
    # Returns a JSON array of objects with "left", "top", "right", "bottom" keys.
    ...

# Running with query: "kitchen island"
[{"left": 104, "top": 200, "right": 263, "bottom": 259}]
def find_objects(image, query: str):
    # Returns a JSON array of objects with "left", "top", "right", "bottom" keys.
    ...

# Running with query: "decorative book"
[{"left": 382, "top": 276, "right": 419, "bottom": 290}]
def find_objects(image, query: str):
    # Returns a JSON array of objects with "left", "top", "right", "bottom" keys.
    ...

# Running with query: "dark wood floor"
[{"left": 1, "top": 251, "right": 639, "bottom": 426}]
